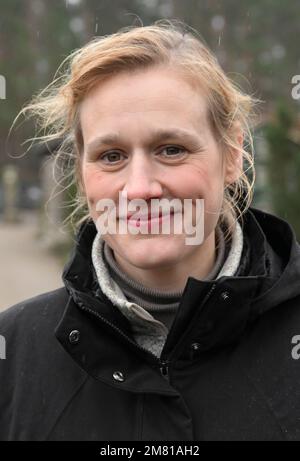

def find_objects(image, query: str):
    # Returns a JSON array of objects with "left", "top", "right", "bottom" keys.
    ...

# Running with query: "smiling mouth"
[
  {"left": 124, "top": 212, "right": 176, "bottom": 231},
  {"left": 127, "top": 211, "right": 175, "bottom": 222}
]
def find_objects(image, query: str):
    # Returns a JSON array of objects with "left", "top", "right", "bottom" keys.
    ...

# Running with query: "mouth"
[
  {"left": 120, "top": 211, "right": 176, "bottom": 231},
  {"left": 126, "top": 210, "right": 175, "bottom": 222}
]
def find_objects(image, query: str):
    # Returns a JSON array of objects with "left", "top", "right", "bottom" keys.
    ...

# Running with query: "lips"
[{"left": 126, "top": 211, "right": 174, "bottom": 221}]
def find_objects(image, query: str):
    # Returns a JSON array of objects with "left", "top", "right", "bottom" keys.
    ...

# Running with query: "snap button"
[
  {"left": 69, "top": 329, "right": 80, "bottom": 344},
  {"left": 190, "top": 342, "right": 204, "bottom": 360},
  {"left": 220, "top": 291, "right": 230, "bottom": 301},
  {"left": 191, "top": 342, "right": 201, "bottom": 351},
  {"left": 113, "top": 371, "right": 125, "bottom": 382}
]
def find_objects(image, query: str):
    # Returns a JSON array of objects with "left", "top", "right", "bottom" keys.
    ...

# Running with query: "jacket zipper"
[
  {"left": 75, "top": 297, "right": 171, "bottom": 380},
  {"left": 71, "top": 281, "right": 217, "bottom": 380},
  {"left": 159, "top": 283, "right": 217, "bottom": 376},
  {"left": 159, "top": 360, "right": 170, "bottom": 381},
  {"left": 168, "top": 282, "right": 218, "bottom": 361}
]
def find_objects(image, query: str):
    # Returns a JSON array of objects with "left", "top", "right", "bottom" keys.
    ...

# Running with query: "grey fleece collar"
[{"left": 91, "top": 221, "right": 243, "bottom": 340}]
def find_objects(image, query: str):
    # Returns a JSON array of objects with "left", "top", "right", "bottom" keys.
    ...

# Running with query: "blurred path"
[{"left": 0, "top": 212, "right": 64, "bottom": 312}]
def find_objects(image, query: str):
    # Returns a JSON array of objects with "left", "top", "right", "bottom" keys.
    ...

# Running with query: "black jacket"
[{"left": 1, "top": 206, "right": 300, "bottom": 441}]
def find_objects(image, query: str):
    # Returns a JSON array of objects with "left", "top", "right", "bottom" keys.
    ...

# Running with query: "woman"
[{"left": 1, "top": 19, "right": 300, "bottom": 441}]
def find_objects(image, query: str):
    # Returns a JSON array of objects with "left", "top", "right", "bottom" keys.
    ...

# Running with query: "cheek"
[
  {"left": 201, "top": 153, "right": 225, "bottom": 194},
  {"left": 180, "top": 160, "right": 223, "bottom": 198},
  {"left": 180, "top": 158, "right": 224, "bottom": 227},
  {"left": 81, "top": 164, "right": 110, "bottom": 205}
]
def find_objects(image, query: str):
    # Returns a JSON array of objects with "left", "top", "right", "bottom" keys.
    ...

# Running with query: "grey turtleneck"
[
  {"left": 91, "top": 221, "right": 244, "bottom": 358},
  {"left": 102, "top": 224, "right": 227, "bottom": 329}
]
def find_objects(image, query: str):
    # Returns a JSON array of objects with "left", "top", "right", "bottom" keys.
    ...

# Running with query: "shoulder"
[
  {"left": 0, "top": 286, "right": 69, "bottom": 330},
  {"left": 0, "top": 287, "right": 70, "bottom": 358},
  {"left": 0, "top": 287, "right": 87, "bottom": 440},
  {"left": 236, "top": 295, "right": 300, "bottom": 439},
  {"left": 242, "top": 294, "right": 300, "bottom": 362},
  {"left": 0, "top": 286, "right": 83, "bottom": 387}
]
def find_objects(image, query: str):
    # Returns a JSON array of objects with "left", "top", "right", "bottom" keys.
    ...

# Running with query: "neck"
[{"left": 112, "top": 230, "right": 216, "bottom": 292}]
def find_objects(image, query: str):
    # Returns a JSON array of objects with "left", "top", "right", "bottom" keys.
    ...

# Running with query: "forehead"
[{"left": 79, "top": 66, "right": 210, "bottom": 133}]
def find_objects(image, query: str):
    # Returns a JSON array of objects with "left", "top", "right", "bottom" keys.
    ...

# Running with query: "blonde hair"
[{"left": 14, "top": 19, "right": 258, "bottom": 243}]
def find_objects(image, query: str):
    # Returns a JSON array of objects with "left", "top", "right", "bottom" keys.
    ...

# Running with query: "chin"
[{"left": 115, "top": 235, "right": 184, "bottom": 269}]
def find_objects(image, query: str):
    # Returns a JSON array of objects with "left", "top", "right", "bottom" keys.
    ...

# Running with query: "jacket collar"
[
  {"left": 89, "top": 219, "right": 243, "bottom": 343},
  {"left": 56, "top": 207, "right": 300, "bottom": 389}
]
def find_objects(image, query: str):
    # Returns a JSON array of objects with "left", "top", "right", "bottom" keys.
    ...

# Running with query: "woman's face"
[{"left": 80, "top": 66, "right": 240, "bottom": 270}]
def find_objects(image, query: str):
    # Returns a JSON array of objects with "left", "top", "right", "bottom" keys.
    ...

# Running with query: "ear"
[{"left": 224, "top": 123, "right": 243, "bottom": 185}]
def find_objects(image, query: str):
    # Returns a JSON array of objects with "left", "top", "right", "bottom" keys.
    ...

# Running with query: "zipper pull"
[{"left": 159, "top": 360, "right": 169, "bottom": 380}]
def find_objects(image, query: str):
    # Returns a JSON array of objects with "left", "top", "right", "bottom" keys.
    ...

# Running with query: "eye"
[
  {"left": 99, "top": 151, "right": 126, "bottom": 164},
  {"left": 98, "top": 145, "right": 187, "bottom": 165},
  {"left": 158, "top": 145, "right": 187, "bottom": 159}
]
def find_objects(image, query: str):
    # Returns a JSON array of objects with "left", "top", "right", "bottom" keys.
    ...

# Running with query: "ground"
[{"left": 0, "top": 212, "right": 64, "bottom": 312}]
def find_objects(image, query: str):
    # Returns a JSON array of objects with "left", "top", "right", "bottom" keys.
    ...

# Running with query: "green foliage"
[
  {"left": 264, "top": 102, "right": 300, "bottom": 240},
  {"left": 1, "top": 0, "right": 300, "bottom": 245}
]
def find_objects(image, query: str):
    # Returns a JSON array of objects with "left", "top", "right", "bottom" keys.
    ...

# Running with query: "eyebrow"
[{"left": 85, "top": 128, "right": 202, "bottom": 154}]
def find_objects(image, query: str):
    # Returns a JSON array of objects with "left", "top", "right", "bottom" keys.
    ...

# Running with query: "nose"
[{"left": 121, "top": 153, "right": 163, "bottom": 201}]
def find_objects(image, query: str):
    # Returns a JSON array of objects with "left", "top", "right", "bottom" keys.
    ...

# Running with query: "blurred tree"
[
  {"left": 0, "top": 0, "right": 83, "bottom": 187},
  {"left": 264, "top": 102, "right": 300, "bottom": 239},
  {"left": 172, "top": 0, "right": 300, "bottom": 112},
  {"left": 1, "top": 0, "right": 299, "bottom": 236}
]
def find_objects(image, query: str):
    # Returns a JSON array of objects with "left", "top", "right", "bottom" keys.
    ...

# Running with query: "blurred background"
[{"left": 0, "top": 0, "right": 300, "bottom": 311}]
